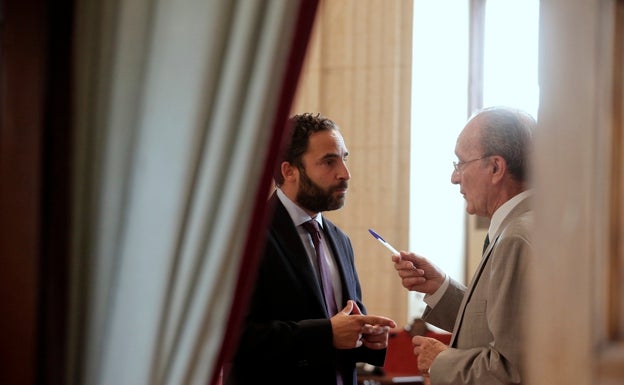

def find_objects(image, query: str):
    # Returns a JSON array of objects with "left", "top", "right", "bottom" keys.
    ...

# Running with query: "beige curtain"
[{"left": 70, "top": 1, "right": 317, "bottom": 385}]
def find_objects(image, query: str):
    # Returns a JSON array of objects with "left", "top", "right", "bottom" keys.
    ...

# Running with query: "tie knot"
[{"left": 302, "top": 220, "right": 321, "bottom": 241}]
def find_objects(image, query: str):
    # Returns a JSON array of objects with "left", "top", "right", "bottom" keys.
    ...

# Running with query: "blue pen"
[{"left": 368, "top": 228, "right": 400, "bottom": 256}]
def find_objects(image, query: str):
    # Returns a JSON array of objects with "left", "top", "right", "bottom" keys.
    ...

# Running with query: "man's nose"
[
  {"left": 450, "top": 170, "right": 460, "bottom": 184},
  {"left": 340, "top": 161, "right": 351, "bottom": 180}
]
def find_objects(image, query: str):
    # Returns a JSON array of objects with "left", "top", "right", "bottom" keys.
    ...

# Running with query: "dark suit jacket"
[
  {"left": 225, "top": 193, "right": 385, "bottom": 385},
  {"left": 423, "top": 194, "right": 532, "bottom": 385}
]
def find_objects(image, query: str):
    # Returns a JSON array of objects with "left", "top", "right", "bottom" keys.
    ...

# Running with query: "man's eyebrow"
[{"left": 320, "top": 153, "right": 341, "bottom": 160}]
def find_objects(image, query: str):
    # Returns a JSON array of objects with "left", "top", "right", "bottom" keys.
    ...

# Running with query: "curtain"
[{"left": 70, "top": 1, "right": 318, "bottom": 385}]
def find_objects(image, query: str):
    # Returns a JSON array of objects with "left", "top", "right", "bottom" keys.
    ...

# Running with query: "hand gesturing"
[{"left": 330, "top": 300, "right": 396, "bottom": 349}]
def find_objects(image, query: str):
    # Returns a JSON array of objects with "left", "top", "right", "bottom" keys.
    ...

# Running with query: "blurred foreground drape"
[{"left": 70, "top": 1, "right": 318, "bottom": 385}]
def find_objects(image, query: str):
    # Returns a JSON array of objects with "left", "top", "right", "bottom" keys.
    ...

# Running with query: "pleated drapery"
[{"left": 70, "top": 1, "right": 318, "bottom": 385}]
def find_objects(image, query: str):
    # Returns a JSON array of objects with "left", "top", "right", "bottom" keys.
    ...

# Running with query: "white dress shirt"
[{"left": 276, "top": 188, "right": 343, "bottom": 310}]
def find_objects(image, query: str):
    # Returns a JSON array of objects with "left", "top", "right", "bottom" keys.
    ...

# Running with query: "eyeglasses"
[{"left": 453, "top": 155, "right": 491, "bottom": 173}]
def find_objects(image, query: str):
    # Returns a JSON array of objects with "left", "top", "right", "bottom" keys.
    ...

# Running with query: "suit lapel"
[
  {"left": 449, "top": 243, "right": 494, "bottom": 346},
  {"left": 449, "top": 196, "right": 532, "bottom": 347},
  {"left": 269, "top": 194, "right": 328, "bottom": 315}
]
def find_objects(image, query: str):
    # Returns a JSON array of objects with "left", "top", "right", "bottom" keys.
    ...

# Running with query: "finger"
[
  {"left": 412, "top": 335, "right": 426, "bottom": 345},
  {"left": 398, "top": 251, "right": 418, "bottom": 263},
  {"left": 418, "top": 354, "right": 429, "bottom": 373},
  {"left": 361, "top": 324, "right": 374, "bottom": 334},
  {"left": 363, "top": 333, "right": 386, "bottom": 344},
  {"left": 361, "top": 315, "right": 396, "bottom": 328},
  {"left": 340, "top": 300, "right": 354, "bottom": 315},
  {"left": 375, "top": 324, "right": 392, "bottom": 335},
  {"left": 412, "top": 336, "right": 426, "bottom": 353},
  {"left": 355, "top": 334, "right": 363, "bottom": 348},
  {"left": 394, "top": 260, "right": 415, "bottom": 271},
  {"left": 350, "top": 300, "right": 363, "bottom": 315}
]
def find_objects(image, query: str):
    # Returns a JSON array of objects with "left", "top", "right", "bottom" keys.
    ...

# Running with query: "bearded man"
[{"left": 224, "top": 113, "right": 396, "bottom": 385}]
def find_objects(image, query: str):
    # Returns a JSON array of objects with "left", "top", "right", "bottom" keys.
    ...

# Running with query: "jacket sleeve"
[{"left": 423, "top": 278, "right": 466, "bottom": 332}]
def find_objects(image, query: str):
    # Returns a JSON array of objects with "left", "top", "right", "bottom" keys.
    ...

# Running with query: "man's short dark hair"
[{"left": 273, "top": 113, "right": 338, "bottom": 186}]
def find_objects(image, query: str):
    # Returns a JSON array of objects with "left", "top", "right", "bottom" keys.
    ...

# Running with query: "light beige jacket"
[{"left": 424, "top": 196, "right": 532, "bottom": 385}]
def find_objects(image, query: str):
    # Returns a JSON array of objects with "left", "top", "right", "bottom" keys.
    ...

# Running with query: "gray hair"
[{"left": 477, "top": 106, "right": 535, "bottom": 183}]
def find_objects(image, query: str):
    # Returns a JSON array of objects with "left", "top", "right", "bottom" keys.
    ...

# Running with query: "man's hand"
[
  {"left": 392, "top": 252, "right": 446, "bottom": 294},
  {"left": 412, "top": 335, "right": 448, "bottom": 376},
  {"left": 359, "top": 323, "right": 391, "bottom": 350},
  {"left": 351, "top": 302, "right": 393, "bottom": 350},
  {"left": 330, "top": 300, "right": 396, "bottom": 349}
]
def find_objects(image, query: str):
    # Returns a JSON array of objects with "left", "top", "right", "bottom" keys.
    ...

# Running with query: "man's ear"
[
  {"left": 281, "top": 161, "right": 297, "bottom": 182},
  {"left": 491, "top": 156, "right": 506, "bottom": 182}
]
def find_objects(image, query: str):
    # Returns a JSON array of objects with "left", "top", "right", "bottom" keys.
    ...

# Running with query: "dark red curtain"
[{"left": 212, "top": 1, "right": 320, "bottom": 384}]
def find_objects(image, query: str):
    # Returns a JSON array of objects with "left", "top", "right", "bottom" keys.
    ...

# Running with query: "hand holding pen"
[
  {"left": 368, "top": 228, "right": 445, "bottom": 295},
  {"left": 392, "top": 251, "right": 446, "bottom": 295}
]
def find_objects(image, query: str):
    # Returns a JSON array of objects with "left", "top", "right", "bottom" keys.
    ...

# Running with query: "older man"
[{"left": 393, "top": 106, "right": 535, "bottom": 385}]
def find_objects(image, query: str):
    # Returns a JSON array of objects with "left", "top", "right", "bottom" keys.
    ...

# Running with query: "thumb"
[
  {"left": 350, "top": 300, "right": 363, "bottom": 315},
  {"left": 341, "top": 300, "right": 354, "bottom": 315}
]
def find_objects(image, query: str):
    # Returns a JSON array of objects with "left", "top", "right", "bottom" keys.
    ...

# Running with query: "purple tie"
[
  {"left": 302, "top": 220, "right": 343, "bottom": 385},
  {"left": 302, "top": 220, "right": 339, "bottom": 316}
]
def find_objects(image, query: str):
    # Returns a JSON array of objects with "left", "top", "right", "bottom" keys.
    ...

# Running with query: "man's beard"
[{"left": 296, "top": 167, "right": 348, "bottom": 213}]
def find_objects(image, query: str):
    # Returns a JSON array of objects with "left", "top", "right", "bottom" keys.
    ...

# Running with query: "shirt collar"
[{"left": 488, "top": 189, "right": 532, "bottom": 240}]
